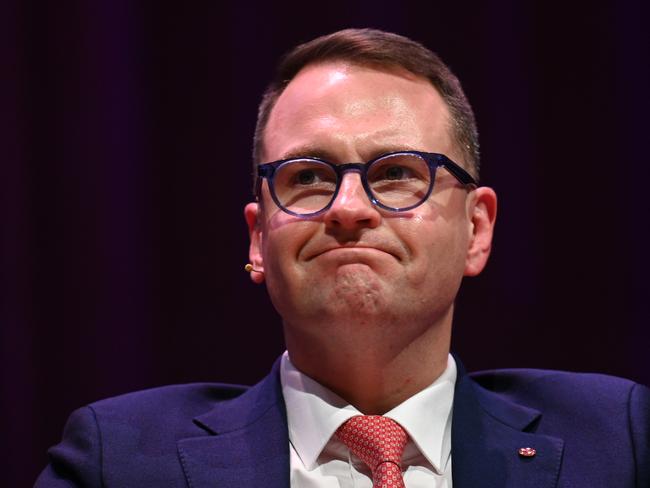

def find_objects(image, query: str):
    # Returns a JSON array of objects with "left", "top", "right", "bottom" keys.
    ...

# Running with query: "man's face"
[{"left": 246, "top": 61, "right": 495, "bottom": 342}]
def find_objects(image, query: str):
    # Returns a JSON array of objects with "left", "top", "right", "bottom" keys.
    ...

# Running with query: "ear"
[
  {"left": 244, "top": 202, "right": 265, "bottom": 284},
  {"left": 464, "top": 187, "right": 497, "bottom": 277}
]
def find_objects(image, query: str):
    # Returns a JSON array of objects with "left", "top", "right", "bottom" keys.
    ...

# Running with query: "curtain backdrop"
[{"left": 3, "top": 1, "right": 649, "bottom": 485}]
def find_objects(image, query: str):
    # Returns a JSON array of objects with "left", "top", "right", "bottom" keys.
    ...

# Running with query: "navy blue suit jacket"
[{"left": 36, "top": 359, "right": 650, "bottom": 487}]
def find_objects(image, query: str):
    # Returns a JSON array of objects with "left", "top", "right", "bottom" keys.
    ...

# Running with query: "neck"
[{"left": 284, "top": 307, "right": 453, "bottom": 414}]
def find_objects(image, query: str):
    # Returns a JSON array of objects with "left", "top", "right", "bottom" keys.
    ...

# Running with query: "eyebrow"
[
  {"left": 280, "top": 146, "right": 338, "bottom": 161},
  {"left": 279, "top": 144, "right": 422, "bottom": 163}
]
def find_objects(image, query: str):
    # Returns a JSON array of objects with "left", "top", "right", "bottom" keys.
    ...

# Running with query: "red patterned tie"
[{"left": 336, "top": 415, "right": 409, "bottom": 488}]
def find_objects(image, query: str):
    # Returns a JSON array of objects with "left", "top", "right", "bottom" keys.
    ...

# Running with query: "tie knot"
[{"left": 335, "top": 415, "right": 408, "bottom": 474}]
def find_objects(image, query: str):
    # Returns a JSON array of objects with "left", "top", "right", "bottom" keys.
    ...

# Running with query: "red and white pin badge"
[{"left": 518, "top": 447, "right": 536, "bottom": 457}]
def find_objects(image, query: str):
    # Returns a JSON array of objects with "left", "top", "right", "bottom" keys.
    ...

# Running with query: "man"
[{"left": 36, "top": 29, "right": 649, "bottom": 487}]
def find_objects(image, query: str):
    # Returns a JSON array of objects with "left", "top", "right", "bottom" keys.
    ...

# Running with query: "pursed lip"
[{"left": 305, "top": 243, "right": 402, "bottom": 262}]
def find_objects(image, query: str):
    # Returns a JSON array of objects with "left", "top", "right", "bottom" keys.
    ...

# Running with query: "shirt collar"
[
  {"left": 384, "top": 355, "right": 456, "bottom": 473},
  {"left": 280, "top": 352, "right": 361, "bottom": 470},
  {"left": 280, "top": 351, "right": 456, "bottom": 473}
]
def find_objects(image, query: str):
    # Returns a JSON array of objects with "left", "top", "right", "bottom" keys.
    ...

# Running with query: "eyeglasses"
[{"left": 255, "top": 150, "right": 477, "bottom": 217}]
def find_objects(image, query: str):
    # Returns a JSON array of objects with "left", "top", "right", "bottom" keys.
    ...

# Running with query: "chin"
[{"left": 327, "top": 274, "right": 387, "bottom": 317}]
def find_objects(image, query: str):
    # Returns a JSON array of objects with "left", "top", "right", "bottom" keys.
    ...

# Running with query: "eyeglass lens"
[{"left": 272, "top": 153, "right": 433, "bottom": 214}]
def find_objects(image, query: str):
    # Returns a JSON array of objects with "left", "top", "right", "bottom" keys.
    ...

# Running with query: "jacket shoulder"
[
  {"left": 468, "top": 368, "right": 650, "bottom": 428},
  {"left": 88, "top": 382, "right": 248, "bottom": 419},
  {"left": 469, "top": 368, "right": 638, "bottom": 393},
  {"left": 469, "top": 368, "right": 644, "bottom": 406},
  {"left": 35, "top": 383, "right": 251, "bottom": 487}
]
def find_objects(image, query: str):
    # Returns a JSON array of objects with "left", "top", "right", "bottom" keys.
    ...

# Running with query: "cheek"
[
  {"left": 398, "top": 212, "right": 469, "bottom": 286},
  {"left": 261, "top": 219, "right": 326, "bottom": 320},
  {"left": 262, "top": 219, "right": 314, "bottom": 279}
]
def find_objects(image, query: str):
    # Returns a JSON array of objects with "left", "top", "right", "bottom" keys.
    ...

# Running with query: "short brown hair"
[{"left": 253, "top": 28, "right": 480, "bottom": 185}]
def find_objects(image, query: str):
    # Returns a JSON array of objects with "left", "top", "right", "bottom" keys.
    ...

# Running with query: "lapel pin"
[{"left": 518, "top": 447, "right": 536, "bottom": 457}]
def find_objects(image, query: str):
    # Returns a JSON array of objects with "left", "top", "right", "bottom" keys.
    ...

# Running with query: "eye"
[
  {"left": 384, "top": 165, "right": 407, "bottom": 180},
  {"left": 296, "top": 169, "right": 317, "bottom": 185}
]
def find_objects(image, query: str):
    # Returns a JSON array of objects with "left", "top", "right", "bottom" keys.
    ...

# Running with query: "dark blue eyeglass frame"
[{"left": 255, "top": 150, "right": 477, "bottom": 217}]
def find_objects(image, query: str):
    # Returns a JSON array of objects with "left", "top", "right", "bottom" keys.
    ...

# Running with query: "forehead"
[{"left": 263, "top": 61, "right": 455, "bottom": 162}]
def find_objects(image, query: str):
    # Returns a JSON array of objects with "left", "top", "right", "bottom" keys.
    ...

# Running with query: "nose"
[{"left": 323, "top": 171, "right": 381, "bottom": 231}]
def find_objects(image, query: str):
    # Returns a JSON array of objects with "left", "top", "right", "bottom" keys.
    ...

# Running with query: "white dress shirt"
[{"left": 280, "top": 352, "right": 456, "bottom": 487}]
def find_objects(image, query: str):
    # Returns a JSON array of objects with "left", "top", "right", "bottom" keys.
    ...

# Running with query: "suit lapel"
[
  {"left": 177, "top": 359, "right": 290, "bottom": 488},
  {"left": 451, "top": 361, "right": 564, "bottom": 488}
]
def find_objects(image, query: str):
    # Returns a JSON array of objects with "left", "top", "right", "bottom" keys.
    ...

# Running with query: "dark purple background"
[{"left": 2, "top": 1, "right": 649, "bottom": 485}]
